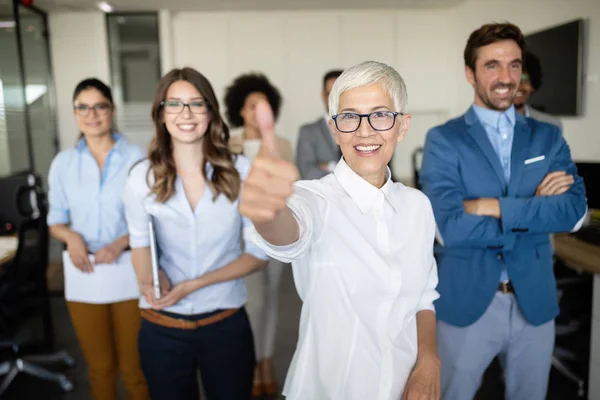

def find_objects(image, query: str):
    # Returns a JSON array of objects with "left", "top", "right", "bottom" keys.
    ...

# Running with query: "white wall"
[
  {"left": 167, "top": 1, "right": 600, "bottom": 181},
  {"left": 47, "top": 1, "right": 600, "bottom": 180},
  {"left": 169, "top": 9, "right": 455, "bottom": 182},
  {"left": 48, "top": 12, "right": 110, "bottom": 149}
]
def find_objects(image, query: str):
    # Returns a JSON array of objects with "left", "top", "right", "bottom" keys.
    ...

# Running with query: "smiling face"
[
  {"left": 466, "top": 39, "right": 523, "bottom": 111},
  {"left": 73, "top": 88, "right": 114, "bottom": 139},
  {"left": 329, "top": 84, "right": 410, "bottom": 187},
  {"left": 162, "top": 80, "right": 211, "bottom": 145}
]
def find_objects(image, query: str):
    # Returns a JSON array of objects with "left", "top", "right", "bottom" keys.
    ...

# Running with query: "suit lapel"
[
  {"left": 465, "top": 108, "right": 505, "bottom": 188},
  {"left": 507, "top": 116, "right": 532, "bottom": 196}
]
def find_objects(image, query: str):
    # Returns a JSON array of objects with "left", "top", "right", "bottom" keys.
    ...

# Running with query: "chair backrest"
[
  {"left": 12, "top": 217, "right": 49, "bottom": 285},
  {"left": 0, "top": 216, "right": 50, "bottom": 337},
  {"left": 412, "top": 147, "right": 424, "bottom": 190},
  {"left": 0, "top": 172, "right": 44, "bottom": 234},
  {"left": 0, "top": 177, "right": 49, "bottom": 300}
]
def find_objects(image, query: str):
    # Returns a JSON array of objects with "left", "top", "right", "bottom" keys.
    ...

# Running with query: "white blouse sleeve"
[
  {"left": 416, "top": 196, "right": 440, "bottom": 312},
  {"left": 122, "top": 162, "right": 152, "bottom": 248},
  {"left": 246, "top": 183, "right": 323, "bottom": 263}
]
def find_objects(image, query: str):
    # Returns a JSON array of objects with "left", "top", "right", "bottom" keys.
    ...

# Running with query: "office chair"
[
  {"left": 412, "top": 147, "right": 424, "bottom": 190},
  {"left": 0, "top": 190, "right": 75, "bottom": 395},
  {"left": 551, "top": 257, "right": 592, "bottom": 398}
]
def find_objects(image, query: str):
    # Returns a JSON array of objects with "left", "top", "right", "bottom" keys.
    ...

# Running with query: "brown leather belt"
[
  {"left": 141, "top": 308, "right": 239, "bottom": 330},
  {"left": 498, "top": 281, "right": 514, "bottom": 294}
]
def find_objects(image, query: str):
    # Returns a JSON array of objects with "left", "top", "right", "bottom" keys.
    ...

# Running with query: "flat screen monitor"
[{"left": 525, "top": 19, "right": 585, "bottom": 116}]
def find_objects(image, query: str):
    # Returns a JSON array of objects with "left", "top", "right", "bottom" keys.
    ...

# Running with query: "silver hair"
[{"left": 328, "top": 61, "right": 408, "bottom": 117}]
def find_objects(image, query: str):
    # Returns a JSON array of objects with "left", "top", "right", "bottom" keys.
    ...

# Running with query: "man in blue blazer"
[{"left": 420, "top": 23, "right": 587, "bottom": 400}]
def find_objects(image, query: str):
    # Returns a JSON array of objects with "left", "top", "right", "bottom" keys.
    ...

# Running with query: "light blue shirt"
[
  {"left": 122, "top": 155, "right": 268, "bottom": 315},
  {"left": 472, "top": 104, "right": 516, "bottom": 185},
  {"left": 47, "top": 134, "right": 144, "bottom": 253},
  {"left": 472, "top": 105, "right": 516, "bottom": 282}
]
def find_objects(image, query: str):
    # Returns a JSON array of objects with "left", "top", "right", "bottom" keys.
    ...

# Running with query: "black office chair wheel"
[
  {"left": 63, "top": 355, "right": 76, "bottom": 368},
  {"left": 58, "top": 375, "right": 74, "bottom": 392},
  {"left": 577, "top": 382, "right": 585, "bottom": 398}
]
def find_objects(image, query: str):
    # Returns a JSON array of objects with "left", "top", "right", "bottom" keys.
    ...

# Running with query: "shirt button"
[{"left": 497, "top": 253, "right": 503, "bottom": 260}]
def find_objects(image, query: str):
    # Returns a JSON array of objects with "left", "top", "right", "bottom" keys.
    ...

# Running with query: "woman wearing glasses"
[
  {"left": 122, "top": 67, "right": 268, "bottom": 400},
  {"left": 239, "top": 61, "right": 441, "bottom": 400},
  {"left": 47, "top": 78, "right": 149, "bottom": 400},
  {"left": 224, "top": 73, "right": 292, "bottom": 399}
]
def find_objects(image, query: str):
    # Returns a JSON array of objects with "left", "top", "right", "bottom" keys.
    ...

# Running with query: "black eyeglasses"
[
  {"left": 332, "top": 111, "right": 402, "bottom": 134},
  {"left": 74, "top": 103, "right": 111, "bottom": 117},
  {"left": 161, "top": 100, "right": 210, "bottom": 114}
]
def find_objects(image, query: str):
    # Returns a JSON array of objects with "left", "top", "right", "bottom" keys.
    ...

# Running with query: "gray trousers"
[{"left": 438, "top": 291, "right": 555, "bottom": 400}]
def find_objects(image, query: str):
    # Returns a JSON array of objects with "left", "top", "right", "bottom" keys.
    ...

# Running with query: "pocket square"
[{"left": 524, "top": 155, "right": 545, "bottom": 165}]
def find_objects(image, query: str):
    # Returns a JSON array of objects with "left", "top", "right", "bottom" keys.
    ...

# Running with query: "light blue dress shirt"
[
  {"left": 122, "top": 155, "right": 268, "bottom": 315},
  {"left": 472, "top": 104, "right": 516, "bottom": 282},
  {"left": 47, "top": 134, "right": 144, "bottom": 253},
  {"left": 472, "top": 104, "right": 516, "bottom": 184}
]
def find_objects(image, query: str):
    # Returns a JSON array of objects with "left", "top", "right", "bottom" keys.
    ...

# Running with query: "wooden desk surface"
[
  {"left": 0, "top": 236, "right": 18, "bottom": 265},
  {"left": 554, "top": 234, "right": 600, "bottom": 275}
]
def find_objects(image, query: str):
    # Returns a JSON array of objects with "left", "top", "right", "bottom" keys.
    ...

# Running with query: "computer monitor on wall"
[{"left": 525, "top": 19, "right": 585, "bottom": 116}]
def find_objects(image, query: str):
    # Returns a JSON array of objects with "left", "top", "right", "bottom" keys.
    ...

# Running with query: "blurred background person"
[
  {"left": 296, "top": 70, "right": 343, "bottom": 180},
  {"left": 47, "top": 78, "right": 149, "bottom": 400},
  {"left": 225, "top": 72, "right": 292, "bottom": 398},
  {"left": 514, "top": 51, "right": 563, "bottom": 129}
]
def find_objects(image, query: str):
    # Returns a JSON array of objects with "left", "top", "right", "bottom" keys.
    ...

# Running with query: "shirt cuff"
[
  {"left": 47, "top": 209, "right": 70, "bottom": 226},
  {"left": 245, "top": 226, "right": 302, "bottom": 264},
  {"left": 417, "top": 290, "right": 440, "bottom": 312},
  {"left": 244, "top": 242, "right": 269, "bottom": 261},
  {"left": 129, "top": 232, "right": 150, "bottom": 248}
]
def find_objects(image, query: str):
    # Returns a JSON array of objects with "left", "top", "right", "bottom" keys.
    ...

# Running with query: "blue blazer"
[{"left": 419, "top": 108, "right": 587, "bottom": 327}]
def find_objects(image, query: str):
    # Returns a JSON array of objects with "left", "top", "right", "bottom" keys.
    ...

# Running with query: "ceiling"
[{"left": 33, "top": 0, "right": 466, "bottom": 12}]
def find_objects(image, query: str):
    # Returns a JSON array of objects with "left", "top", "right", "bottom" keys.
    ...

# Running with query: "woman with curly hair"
[
  {"left": 122, "top": 67, "right": 268, "bottom": 399},
  {"left": 224, "top": 73, "right": 293, "bottom": 398}
]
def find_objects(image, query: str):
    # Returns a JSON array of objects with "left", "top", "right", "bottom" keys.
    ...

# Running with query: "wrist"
[
  {"left": 480, "top": 198, "right": 500, "bottom": 218},
  {"left": 65, "top": 231, "right": 80, "bottom": 246},
  {"left": 187, "top": 278, "right": 203, "bottom": 294},
  {"left": 112, "top": 238, "right": 128, "bottom": 252},
  {"left": 416, "top": 350, "right": 441, "bottom": 367}
]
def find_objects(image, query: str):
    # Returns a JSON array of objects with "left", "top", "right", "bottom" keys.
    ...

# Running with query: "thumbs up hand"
[{"left": 239, "top": 100, "right": 299, "bottom": 224}]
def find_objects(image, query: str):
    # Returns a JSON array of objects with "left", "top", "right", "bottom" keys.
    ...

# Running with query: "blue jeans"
[
  {"left": 138, "top": 307, "right": 255, "bottom": 400},
  {"left": 438, "top": 292, "right": 555, "bottom": 400}
]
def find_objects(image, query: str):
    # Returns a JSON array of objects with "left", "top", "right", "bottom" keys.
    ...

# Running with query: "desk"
[
  {"left": 0, "top": 236, "right": 18, "bottom": 265},
  {"left": 555, "top": 234, "right": 600, "bottom": 274},
  {"left": 555, "top": 234, "right": 600, "bottom": 400}
]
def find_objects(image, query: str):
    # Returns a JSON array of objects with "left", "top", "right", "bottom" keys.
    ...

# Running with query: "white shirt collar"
[{"left": 333, "top": 158, "right": 396, "bottom": 214}]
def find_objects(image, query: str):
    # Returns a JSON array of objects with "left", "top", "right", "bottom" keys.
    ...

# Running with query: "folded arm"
[
  {"left": 419, "top": 128, "right": 506, "bottom": 248},
  {"left": 499, "top": 137, "right": 587, "bottom": 233}
]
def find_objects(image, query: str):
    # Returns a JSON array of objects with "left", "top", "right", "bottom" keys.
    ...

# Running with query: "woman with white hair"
[{"left": 239, "top": 61, "right": 441, "bottom": 400}]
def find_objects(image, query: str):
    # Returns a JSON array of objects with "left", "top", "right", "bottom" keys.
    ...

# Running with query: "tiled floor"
[{"left": 1, "top": 266, "right": 590, "bottom": 399}]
